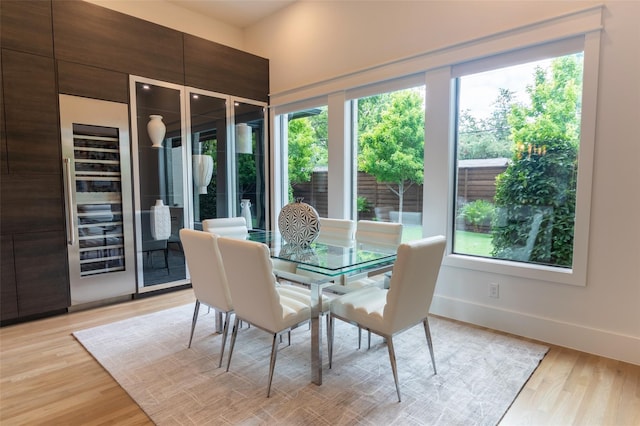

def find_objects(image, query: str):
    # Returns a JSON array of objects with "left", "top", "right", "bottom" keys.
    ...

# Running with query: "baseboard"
[{"left": 430, "top": 295, "right": 640, "bottom": 366}]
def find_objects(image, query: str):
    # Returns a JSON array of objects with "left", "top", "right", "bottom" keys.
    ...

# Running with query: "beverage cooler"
[{"left": 59, "top": 94, "right": 136, "bottom": 305}]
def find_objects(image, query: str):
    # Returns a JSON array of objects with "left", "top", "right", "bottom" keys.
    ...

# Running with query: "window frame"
[{"left": 441, "top": 33, "right": 600, "bottom": 286}]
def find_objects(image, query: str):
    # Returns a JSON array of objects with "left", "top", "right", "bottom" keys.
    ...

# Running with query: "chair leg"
[
  {"left": 358, "top": 326, "right": 362, "bottom": 349},
  {"left": 368, "top": 330, "right": 371, "bottom": 349},
  {"left": 164, "top": 248, "right": 170, "bottom": 274},
  {"left": 267, "top": 332, "right": 281, "bottom": 398},
  {"left": 188, "top": 300, "right": 201, "bottom": 348},
  {"left": 218, "top": 311, "right": 231, "bottom": 368},
  {"left": 423, "top": 318, "right": 437, "bottom": 375},
  {"left": 226, "top": 316, "right": 241, "bottom": 372},
  {"left": 328, "top": 315, "right": 334, "bottom": 369},
  {"left": 386, "top": 336, "right": 401, "bottom": 402}
]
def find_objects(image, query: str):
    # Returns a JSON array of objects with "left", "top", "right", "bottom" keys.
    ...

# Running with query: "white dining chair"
[
  {"left": 179, "top": 229, "right": 233, "bottom": 368},
  {"left": 328, "top": 235, "right": 446, "bottom": 402},
  {"left": 316, "top": 217, "right": 355, "bottom": 245},
  {"left": 343, "top": 219, "right": 404, "bottom": 292},
  {"left": 202, "top": 217, "right": 249, "bottom": 239},
  {"left": 217, "top": 237, "right": 314, "bottom": 397}
]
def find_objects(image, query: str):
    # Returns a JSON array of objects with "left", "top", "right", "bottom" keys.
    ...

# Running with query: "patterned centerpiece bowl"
[{"left": 278, "top": 198, "right": 320, "bottom": 246}]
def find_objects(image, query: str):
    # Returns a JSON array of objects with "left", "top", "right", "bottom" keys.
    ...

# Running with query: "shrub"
[{"left": 457, "top": 200, "right": 495, "bottom": 232}]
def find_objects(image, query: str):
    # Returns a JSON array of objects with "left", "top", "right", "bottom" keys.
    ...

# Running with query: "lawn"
[{"left": 402, "top": 226, "right": 493, "bottom": 257}]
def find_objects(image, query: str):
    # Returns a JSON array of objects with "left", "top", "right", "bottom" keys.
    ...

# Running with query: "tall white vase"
[
  {"left": 147, "top": 115, "right": 166, "bottom": 149},
  {"left": 240, "top": 199, "right": 253, "bottom": 230},
  {"left": 150, "top": 199, "right": 171, "bottom": 240},
  {"left": 192, "top": 154, "right": 213, "bottom": 194}
]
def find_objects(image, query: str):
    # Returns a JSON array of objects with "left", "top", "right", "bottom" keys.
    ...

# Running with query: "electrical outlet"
[{"left": 489, "top": 283, "right": 499, "bottom": 298}]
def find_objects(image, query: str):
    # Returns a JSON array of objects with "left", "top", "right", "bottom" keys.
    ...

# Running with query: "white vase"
[
  {"left": 150, "top": 199, "right": 171, "bottom": 240},
  {"left": 192, "top": 154, "right": 213, "bottom": 194},
  {"left": 235, "top": 123, "right": 252, "bottom": 154},
  {"left": 147, "top": 115, "right": 166, "bottom": 149},
  {"left": 240, "top": 199, "right": 253, "bottom": 230}
]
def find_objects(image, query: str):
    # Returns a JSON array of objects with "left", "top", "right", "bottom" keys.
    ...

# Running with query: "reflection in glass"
[
  {"left": 190, "top": 92, "right": 228, "bottom": 228},
  {"left": 234, "top": 101, "right": 267, "bottom": 230},
  {"left": 285, "top": 106, "right": 328, "bottom": 215}
]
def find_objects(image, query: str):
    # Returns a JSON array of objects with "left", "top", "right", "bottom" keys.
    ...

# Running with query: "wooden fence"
[{"left": 292, "top": 159, "right": 508, "bottom": 218}]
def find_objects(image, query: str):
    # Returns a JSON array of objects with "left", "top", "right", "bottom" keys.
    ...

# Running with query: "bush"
[
  {"left": 492, "top": 139, "right": 577, "bottom": 267},
  {"left": 457, "top": 200, "right": 495, "bottom": 232}
]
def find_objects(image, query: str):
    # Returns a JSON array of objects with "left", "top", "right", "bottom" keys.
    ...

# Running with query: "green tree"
[
  {"left": 358, "top": 90, "right": 424, "bottom": 222},
  {"left": 458, "top": 89, "right": 514, "bottom": 160},
  {"left": 492, "top": 54, "right": 582, "bottom": 267},
  {"left": 287, "top": 117, "right": 317, "bottom": 200}
]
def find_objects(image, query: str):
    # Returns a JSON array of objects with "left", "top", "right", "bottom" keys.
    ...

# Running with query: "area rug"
[{"left": 73, "top": 304, "right": 548, "bottom": 425}]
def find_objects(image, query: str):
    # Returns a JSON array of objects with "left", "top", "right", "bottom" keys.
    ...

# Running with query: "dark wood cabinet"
[
  {"left": 0, "top": 0, "right": 269, "bottom": 323},
  {"left": 52, "top": 0, "right": 185, "bottom": 87},
  {"left": 0, "top": 174, "right": 64, "bottom": 235},
  {"left": 184, "top": 35, "right": 269, "bottom": 102},
  {"left": 57, "top": 61, "right": 129, "bottom": 103},
  {"left": 1, "top": 236, "right": 19, "bottom": 321},
  {"left": 0, "top": 0, "right": 54, "bottom": 57},
  {"left": 13, "top": 231, "right": 69, "bottom": 317},
  {"left": 2, "top": 49, "right": 60, "bottom": 175}
]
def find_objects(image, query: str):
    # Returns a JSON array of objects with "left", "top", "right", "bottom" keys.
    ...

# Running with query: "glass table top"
[{"left": 248, "top": 230, "right": 397, "bottom": 277}]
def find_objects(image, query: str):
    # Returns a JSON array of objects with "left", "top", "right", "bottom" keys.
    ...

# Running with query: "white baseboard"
[{"left": 430, "top": 295, "right": 640, "bottom": 366}]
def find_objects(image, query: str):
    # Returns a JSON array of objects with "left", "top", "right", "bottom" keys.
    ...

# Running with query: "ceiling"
[{"left": 166, "top": 0, "right": 297, "bottom": 29}]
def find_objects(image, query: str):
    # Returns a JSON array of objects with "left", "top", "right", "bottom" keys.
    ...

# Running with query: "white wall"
[{"left": 245, "top": 1, "right": 640, "bottom": 365}]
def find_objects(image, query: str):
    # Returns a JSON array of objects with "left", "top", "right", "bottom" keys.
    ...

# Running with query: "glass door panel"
[
  {"left": 234, "top": 101, "right": 267, "bottom": 230},
  {"left": 189, "top": 91, "right": 229, "bottom": 228},
  {"left": 131, "top": 77, "right": 187, "bottom": 291}
]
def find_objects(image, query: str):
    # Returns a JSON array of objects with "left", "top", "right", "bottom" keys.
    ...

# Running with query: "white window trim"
[{"left": 442, "top": 32, "right": 601, "bottom": 287}]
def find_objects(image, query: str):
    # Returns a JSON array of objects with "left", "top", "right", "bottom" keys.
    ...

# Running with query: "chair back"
[
  {"left": 179, "top": 229, "right": 232, "bottom": 312},
  {"left": 383, "top": 235, "right": 446, "bottom": 333},
  {"left": 202, "top": 217, "right": 248, "bottom": 239},
  {"left": 317, "top": 217, "right": 355, "bottom": 246},
  {"left": 217, "top": 237, "right": 285, "bottom": 333},
  {"left": 355, "top": 220, "right": 403, "bottom": 251}
]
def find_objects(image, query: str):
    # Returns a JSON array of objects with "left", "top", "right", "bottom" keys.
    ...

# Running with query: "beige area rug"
[{"left": 73, "top": 304, "right": 547, "bottom": 425}]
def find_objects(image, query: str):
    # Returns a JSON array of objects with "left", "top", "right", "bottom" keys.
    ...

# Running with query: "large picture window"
[{"left": 453, "top": 52, "right": 584, "bottom": 269}]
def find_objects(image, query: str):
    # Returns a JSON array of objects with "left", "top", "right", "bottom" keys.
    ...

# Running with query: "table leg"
[
  {"left": 215, "top": 310, "right": 223, "bottom": 334},
  {"left": 310, "top": 282, "right": 322, "bottom": 385}
]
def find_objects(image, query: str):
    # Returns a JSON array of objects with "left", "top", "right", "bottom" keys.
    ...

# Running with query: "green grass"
[
  {"left": 402, "top": 226, "right": 493, "bottom": 257},
  {"left": 454, "top": 230, "right": 493, "bottom": 256}
]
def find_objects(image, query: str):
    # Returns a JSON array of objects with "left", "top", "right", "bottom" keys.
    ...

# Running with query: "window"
[
  {"left": 351, "top": 86, "right": 425, "bottom": 242},
  {"left": 271, "top": 7, "right": 601, "bottom": 286},
  {"left": 282, "top": 105, "right": 329, "bottom": 215},
  {"left": 453, "top": 52, "right": 584, "bottom": 269}
]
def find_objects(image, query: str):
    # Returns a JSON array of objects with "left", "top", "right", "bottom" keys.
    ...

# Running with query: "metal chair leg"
[
  {"left": 267, "top": 332, "right": 281, "bottom": 397},
  {"left": 188, "top": 300, "right": 201, "bottom": 348},
  {"left": 328, "top": 315, "right": 334, "bottom": 369},
  {"left": 358, "top": 326, "right": 362, "bottom": 349},
  {"left": 218, "top": 311, "right": 231, "bottom": 368},
  {"left": 225, "top": 316, "right": 241, "bottom": 372},
  {"left": 368, "top": 330, "right": 371, "bottom": 349},
  {"left": 386, "top": 336, "right": 401, "bottom": 402},
  {"left": 423, "top": 318, "right": 437, "bottom": 374}
]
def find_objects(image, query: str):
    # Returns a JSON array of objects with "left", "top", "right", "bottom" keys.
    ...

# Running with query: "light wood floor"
[{"left": 1, "top": 289, "right": 638, "bottom": 425}]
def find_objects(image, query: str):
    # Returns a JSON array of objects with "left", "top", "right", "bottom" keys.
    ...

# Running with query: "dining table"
[{"left": 246, "top": 230, "right": 398, "bottom": 385}]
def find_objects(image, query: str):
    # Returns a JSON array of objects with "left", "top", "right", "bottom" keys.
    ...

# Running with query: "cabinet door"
[
  {"left": 1, "top": 235, "right": 18, "bottom": 321},
  {"left": 0, "top": 0, "right": 54, "bottom": 57},
  {"left": 2, "top": 49, "right": 60, "bottom": 175},
  {"left": 13, "top": 231, "right": 69, "bottom": 317}
]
